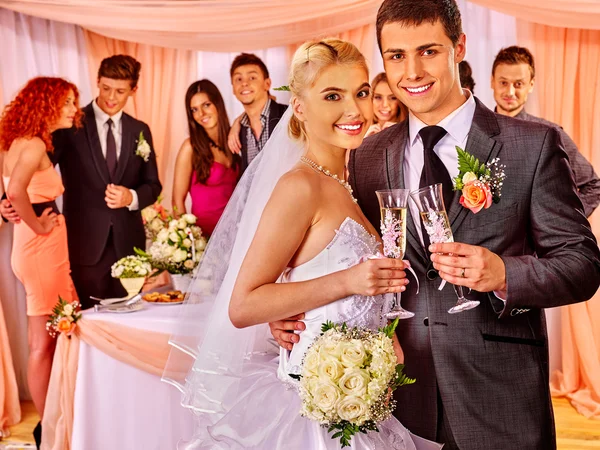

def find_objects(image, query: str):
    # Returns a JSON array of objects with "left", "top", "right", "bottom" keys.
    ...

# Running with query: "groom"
[
  {"left": 1, "top": 55, "right": 161, "bottom": 309},
  {"left": 271, "top": 1, "right": 600, "bottom": 449}
]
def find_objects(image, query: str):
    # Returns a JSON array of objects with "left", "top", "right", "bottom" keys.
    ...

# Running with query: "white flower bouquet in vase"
[
  {"left": 294, "top": 319, "right": 415, "bottom": 447},
  {"left": 135, "top": 213, "right": 207, "bottom": 292},
  {"left": 111, "top": 255, "right": 152, "bottom": 297}
]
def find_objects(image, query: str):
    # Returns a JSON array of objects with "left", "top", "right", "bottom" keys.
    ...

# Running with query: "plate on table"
[
  {"left": 142, "top": 290, "right": 185, "bottom": 305},
  {"left": 103, "top": 302, "right": 144, "bottom": 313}
]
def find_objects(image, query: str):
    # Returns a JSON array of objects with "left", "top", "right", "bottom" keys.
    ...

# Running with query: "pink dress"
[{"left": 189, "top": 162, "right": 238, "bottom": 236}]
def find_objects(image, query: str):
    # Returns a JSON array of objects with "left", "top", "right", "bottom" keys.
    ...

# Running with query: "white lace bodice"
[{"left": 277, "top": 217, "right": 392, "bottom": 381}]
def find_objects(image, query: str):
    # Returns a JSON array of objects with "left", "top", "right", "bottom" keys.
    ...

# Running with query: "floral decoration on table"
[
  {"left": 293, "top": 319, "right": 415, "bottom": 448},
  {"left": 141, "top": 195, "right": 172, "bottom": 240},
  {"left": 136, "top": 131, "right": 151, "bottom": 162},
  {"left": 46, "top": 297, "right": 81, "bottom": 338},
  {"left": 453, "top": 146, "right": 506, "bottom": 214},
  {"left": 110, "top": 255, "right": 152, "bottom": 279},
  {"left": 136, "top": 213, "right": 207, "bottom": 275}
]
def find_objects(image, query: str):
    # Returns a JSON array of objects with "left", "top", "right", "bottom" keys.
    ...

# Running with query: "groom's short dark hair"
[
  {"left": 376, "top": 0, "right": 463, "bottom": 51},
  {"left": 97, "top": 55, "right": 142, "bottom": 89}
]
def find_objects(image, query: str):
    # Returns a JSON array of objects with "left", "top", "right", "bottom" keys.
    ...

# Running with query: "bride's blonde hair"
[{"left": 288, "top": 38, "right": 368, "bottom": 142}]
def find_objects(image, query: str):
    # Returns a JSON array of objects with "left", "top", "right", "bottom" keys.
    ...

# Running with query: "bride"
[{"left": 165, "top": 38, "right": 442, "bottom": 449}]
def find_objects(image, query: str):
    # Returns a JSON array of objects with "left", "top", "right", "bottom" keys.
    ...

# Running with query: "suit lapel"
[
  {"left": 83, "top": 103, "right": 111, "bottom": 185},
  {"left": 385, "top": 122, "right": 428, "bottom": 261},
  {"left": 115, "top": 114, "right": 134, "bottom": 183},
  {"left": 448, "top": 99, "right": 503, "bottom": 233}
]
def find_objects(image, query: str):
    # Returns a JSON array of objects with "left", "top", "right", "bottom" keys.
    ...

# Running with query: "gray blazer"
[{"left": 348, "top": 98, "right": 600, "bottom": 450}]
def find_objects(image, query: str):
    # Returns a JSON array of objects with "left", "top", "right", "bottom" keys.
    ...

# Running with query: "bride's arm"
[{"left": 229, "top": 170, "right": 407, "bottom": 329}]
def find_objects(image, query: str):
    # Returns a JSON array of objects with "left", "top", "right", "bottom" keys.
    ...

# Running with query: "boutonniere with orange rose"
[
  {"left": 452, "top": 147, "right": 506, "bottom": 214},
  {"left": 46, "top": 297, "right": 81, "bottom": 338}
]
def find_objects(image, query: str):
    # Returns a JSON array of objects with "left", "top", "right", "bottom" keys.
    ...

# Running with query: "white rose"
[
  {"left": 338, "top": 368, "right": 370, "bottom": 397},
  {"left": 462, "top": 171, "right": 478, "bottom": 184},
  {"left": 173, "top": 249, "right": 188, "bottom": 263},
  {"left": 141, "top": 207, "right": 158, "bottom": 222},
  {"left": 303, "top": 350, "right": 320, "bottom": 376},
  {"left": 169, "top": 232, "right": 180, "bottom": 243},
  {"left": 195, "top": 239, "right": 207, "bottom": 251},
  {"left": 336, "top": 396, "right": 369, "bottom": 423},
  {"left": 63, "top": 304, "right": 74, "bottom": 316},
  {"left": 340, "top": 340, "right": 367, "bottom": 368},
  {"left": 138, "top": 268, "right": 148, "bottom": 276},
  {"left": 184, "top": 259, "right": 195, "bottom": 269},
  {"left": 182, "top": 238, "right": 192, "bottom": 248},
  {"left": 177, "top": 219, "right": 187, "bottom": 229},
  {"left": 115, "top": 266, "right": 124, "bottom": 277},
  {"left": 137, "top": 140, "right": 151, "bottom": 156},
  {"left": 318, "top": 356, "right": 345, "bottom": 382},
  {"left": 150, "top": 218, "right": 163, "bottom": 231},
  {"left": 312, "top": 381, "right": 342, "bottom": 413},
  {"left": 321, "top": 340, "right": 343, "bottom": 358},
  {"left": 157, "top": 229, "right": 169, "bottom": 242},
  {"left": 182, "top": 213, "right": 197, "bottom": 224}
]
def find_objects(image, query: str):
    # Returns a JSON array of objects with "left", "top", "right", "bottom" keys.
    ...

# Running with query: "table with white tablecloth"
[{"left": 70, "top": 303, "right": 194, "bottom": 450}]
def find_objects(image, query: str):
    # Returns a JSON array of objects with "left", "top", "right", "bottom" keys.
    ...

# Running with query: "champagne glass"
[
  {"left": 375, "top": 189, "right": 414, "bottom": 319},
  {"left": 409, "top": 184, "right": 480, "bottom": 314}
]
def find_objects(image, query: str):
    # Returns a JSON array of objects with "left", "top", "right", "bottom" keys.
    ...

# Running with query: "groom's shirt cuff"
[
  {"left": 493, "top": 290, "right": 507, "bottom": 303},
  {"left": 128, "top": 189, "right": 139, "bottom": 211}
]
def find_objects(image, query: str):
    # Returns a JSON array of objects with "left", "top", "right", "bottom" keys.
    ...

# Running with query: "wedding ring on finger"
[{"left": 461, "top": 268, "right": 466, "bottom": 278}]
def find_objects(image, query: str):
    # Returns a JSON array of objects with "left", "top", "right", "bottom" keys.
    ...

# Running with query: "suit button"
[
  {"left": 426, "top": 269, "right": 439, "bottom": 280},
  {"left": 423, "top": 317, "right": 429, "bottom": 326}
]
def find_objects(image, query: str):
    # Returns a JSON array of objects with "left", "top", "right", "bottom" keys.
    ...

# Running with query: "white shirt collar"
[
  {"left": 92, "top": 98, "right": 124, "bottom": 126},
  {"left": 408, "top": 90, "right": 476, "bottom": 147}
]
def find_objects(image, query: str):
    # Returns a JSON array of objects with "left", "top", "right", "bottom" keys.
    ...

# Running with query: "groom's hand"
[
  {"left": 269, "top": 313, "right": 306, "bottom": 351},
  {"left": 105, "top": 184, "right": 133, "bottom": 209},
  {"left": 429, "top": 242, "right": 507, "bottom": 293}
]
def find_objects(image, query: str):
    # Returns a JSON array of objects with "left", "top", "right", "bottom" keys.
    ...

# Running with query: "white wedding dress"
[{"left": 179, "top": 217, "right": 442, "bottom": 450}]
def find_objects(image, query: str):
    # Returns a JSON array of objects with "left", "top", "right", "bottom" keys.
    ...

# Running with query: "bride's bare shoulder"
[{"left": 272, "top": 164, "right": 323, "bottom": 201}]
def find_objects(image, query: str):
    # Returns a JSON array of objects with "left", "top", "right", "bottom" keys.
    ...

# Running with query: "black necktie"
[
  {"left": 418, "top": 125, "right": 452, "bottom": 208},
  {"left": 418, "top": 126, "right": 452, "bottom": 266},
  {"left": 106, "top": 118, "right": 117, "bottom": 179}
]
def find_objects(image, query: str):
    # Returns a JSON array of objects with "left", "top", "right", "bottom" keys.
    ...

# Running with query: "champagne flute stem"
[{"left": 454, "top": 284, "right": 466, "bottom": 302}]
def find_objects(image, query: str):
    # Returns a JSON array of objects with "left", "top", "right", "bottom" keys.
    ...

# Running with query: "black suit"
[
  {"left": 238, "top": 100, "right": 288, "bottom": 174},
  {"left": 52, "top": 102, "right": 161, "bottom": 307}
]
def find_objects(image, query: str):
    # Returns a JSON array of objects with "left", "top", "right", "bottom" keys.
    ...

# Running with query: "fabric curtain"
[
  {"left": 0, "top": 8, "right": 93, "bottom": 399},
  {"left": 0, "top": 293, "right": 20, "bottom": 437},
  {"left": 469, "top": 0, "right": 600, "bottom": 30},
  {"left": 83, "top": 30, "right": 196, "bottom": 208},
  {"left": 516, "top": 21, "right": 600, "bottom": 419},
  {"left": 0, "top": 1, "right": 383, "bottom": 51}
]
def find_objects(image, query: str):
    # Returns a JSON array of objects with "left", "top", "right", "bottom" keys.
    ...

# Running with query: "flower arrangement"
[
  {"left": 110, "top": 255, "right": 152, "bottom": 278},
  {"left": 46, "top": 297, "right": 81, "bottom": 338},
  {"left": 141, "top": 195, "right": 172, "bottom": 240},
  {"left": 453, "top": 147, "right": 506, "bottom": 214},
  {"left": 295, "top": 319, "right": 415, "bottom": 447},
  {"left": 136, "top": 131, "right": 151, "bottom": 162},
  {"left": 136, "top": 213, "right": 207, "bottom": 275}
]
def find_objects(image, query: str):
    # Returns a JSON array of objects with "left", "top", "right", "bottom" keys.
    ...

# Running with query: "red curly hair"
[{"left": 0, "top": 77, "right": 83, "bottom": 153}]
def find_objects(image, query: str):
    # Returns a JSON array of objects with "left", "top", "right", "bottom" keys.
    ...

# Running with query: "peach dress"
[{"left": 3, "top": 166, "right": 77, "bottom": 316}]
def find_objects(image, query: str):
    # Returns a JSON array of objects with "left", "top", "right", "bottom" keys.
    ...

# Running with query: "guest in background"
[
  {"left": 0, "top": 77, "right": 82, "bottom": 446},
  {"left": 491, "top": 46, "right": 600, "bottom": 216},
  {"left": 172, "top": 80, "right": 239, "bottom": 236},
  {"left": 459, "top": 60, "right": 475, "bottom": 93},
  {"left": 365, "top": 72, "right": 407, "bottom": 137},
  {"left": 227, "top": 53, "right": 288, "bottom": 173}
]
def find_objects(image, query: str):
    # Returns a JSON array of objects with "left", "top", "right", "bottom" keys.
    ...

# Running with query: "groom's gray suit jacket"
[{"left": 348, "top": 98, "right": 600, "bottom": 450}]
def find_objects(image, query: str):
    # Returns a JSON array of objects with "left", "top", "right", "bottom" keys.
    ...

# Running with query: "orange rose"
[
  {"left": 459, "top": 180, "right": 492, "bottom": 214},
  {"left": 56, "top": 317, "right": 76, "bottom": 336}
]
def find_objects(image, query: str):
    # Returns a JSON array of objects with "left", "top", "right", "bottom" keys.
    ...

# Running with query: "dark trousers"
[
  {"left": 437, "top": 388, "right": 459, "bottom": 450},
  {"left": 71, "top": 229, "right": 127, "bottom": 310}
]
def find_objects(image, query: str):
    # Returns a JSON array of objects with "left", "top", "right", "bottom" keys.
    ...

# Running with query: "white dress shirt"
[{"left": 92, "top": 100, "right": 139, "bottom": 210}]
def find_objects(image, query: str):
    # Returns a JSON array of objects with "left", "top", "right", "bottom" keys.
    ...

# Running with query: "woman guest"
[
  {"left": 365, "top": 72, "right": 407, "bottom": 137},
  {"left": 0, "top": 77, "right": 81, "bottom": 444},
  {"left": 172, "top": 80, "right": 239, "bottom": 236}
]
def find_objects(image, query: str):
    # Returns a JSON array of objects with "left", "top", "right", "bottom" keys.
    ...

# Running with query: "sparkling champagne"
[
  {"left": 380, "top": 207, "right": 407, "bottom": 259},
  {"left": 420, "top": 210, "right": 453, "bottom": 244}
]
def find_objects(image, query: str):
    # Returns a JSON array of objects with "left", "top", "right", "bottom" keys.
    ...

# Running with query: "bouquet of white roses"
[
  {"left": 111, "top": 255, "right": 152, "bottom": 278},
  {"left": 136, "top": 213, "right": 207, "bottom": 275},
  {"left": 296, "top": 319, "right": 414, "bottom": 448}
]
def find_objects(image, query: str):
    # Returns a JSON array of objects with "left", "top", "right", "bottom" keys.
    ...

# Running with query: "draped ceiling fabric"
[{"left": 0, "top": 0, "right": 384, "bottom": 51}]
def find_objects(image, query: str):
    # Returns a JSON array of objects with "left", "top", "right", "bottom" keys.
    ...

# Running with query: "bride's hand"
[{"left": 344, "top": 257, "right": 408, "bottom": 297}]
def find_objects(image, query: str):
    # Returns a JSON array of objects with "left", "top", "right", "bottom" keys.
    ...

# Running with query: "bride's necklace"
[{"left": 300, "top": 156, "right": 357, "bottom": 204}]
